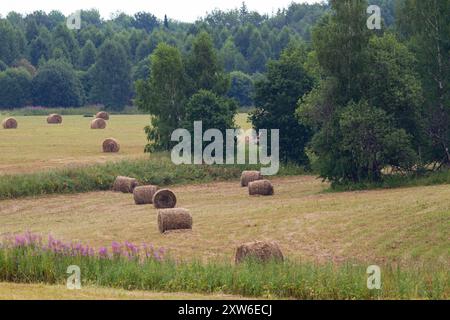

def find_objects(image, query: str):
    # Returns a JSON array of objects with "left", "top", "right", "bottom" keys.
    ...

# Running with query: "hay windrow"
[
  {"left": 47, "top": 114, "right": 62, "bottom": 124},
  {"left": 235, "top": 241, "right": 284, "bottom": 264},
  {"left": 2, "top": 118, "right": 18, "bottom": 129},
  {"left": 248, "top": 180, "right": 274, "bottom": 196},
  {"left": 133, "top": 185, "right": 159, "bottom": 205},
  {"left": 240, "top": 171, "right": 262, "bottom": 187},
  {"left": 95, "top": 111, "right": 110, "bottom": 120},
  {"left": 113, "top": 176, "right": 139, "bottom": 193},
  {"left": 90, "top": 118, "right": 107, "bottom": 129},
  {"left": 157, "top": 208, "right": 193, "bottom": 233},
  {"left": 102, "top": 138, "right": 120, "bottom": 153},
  {"left": 153, "top": 189, "right": 177, "bottom": 209}
]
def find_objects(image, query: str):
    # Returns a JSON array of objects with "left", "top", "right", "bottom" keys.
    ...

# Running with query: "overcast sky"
[{"left": 0, "top": 0, "right": 323, "bottom": 22}]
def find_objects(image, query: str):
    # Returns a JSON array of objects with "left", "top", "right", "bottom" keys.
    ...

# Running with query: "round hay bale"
[
  {"left": 90, "top": 118, "right": 107, "bottom": 129},
  {"left": 157, "top": 208, "right": 192, "bottom": 233},
  {"left": 102, "top": 138, "right": 120, "bottom": 153},
  {"left": 235, "top": 241, "right": 284, "bottom": 264},
  {"left": 248, "top": 180, "right": 274, "bottom": 196},
  {"left": 240, "top": 170, "right": 262, "bottom": 187},
  {"left": 2, "top": 117, "right": 18, "bottom": 129},
  {"left": 47, "top": 114, "right": 62, "bottom": 124},
  {"left": 113, "top": 176, "right": 139, "bottom": 193},
  {"left": 133, "top": 185, "right": 159, "bottom": 205},
  {"left": 153, "top": 189, "right": 177, "bottom": 209},
  {"left": 95, "top": 111, "right": 109, "bottom": 120}
]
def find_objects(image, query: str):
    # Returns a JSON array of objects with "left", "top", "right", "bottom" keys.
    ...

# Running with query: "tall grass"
[
  {"left": 0, "top": 154, "right": 305, "bottom": 200},
  {"left": 0, "top": 235, "right": 447, "bottom": 300}
]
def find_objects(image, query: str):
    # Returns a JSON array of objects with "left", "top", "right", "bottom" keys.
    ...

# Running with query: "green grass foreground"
[
  {"left": 0, "top": 246, "right": 447, "bottom": 300},
  {"left": 0, "top": 154, "right": 305, "bottom": 200}
]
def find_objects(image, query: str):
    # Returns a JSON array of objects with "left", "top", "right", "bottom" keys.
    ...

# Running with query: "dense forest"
[
  {"left": 1, "top": 0, "right": 450, "bottom": 185},
  {"left": 0, "top": 2, "right": 330, "bottom": 110}
]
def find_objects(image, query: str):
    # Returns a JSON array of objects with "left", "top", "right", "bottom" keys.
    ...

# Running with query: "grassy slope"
[
  {"left": 0, "top": 282, "right": 247, "bottom": 300},
  {"left": 1, "top": 176, "right": 448, "bottom": 266}
]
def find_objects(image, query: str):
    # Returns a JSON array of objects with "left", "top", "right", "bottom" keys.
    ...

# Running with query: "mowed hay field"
[
  {"left": 0, "top": 115, "right": 149, "bottom": 174},
  {"left": 0, "top": 176, "right": 448, "bottom": 266},
  {"left": 0, "top": 113, "right": 250, "bottom": 174}
]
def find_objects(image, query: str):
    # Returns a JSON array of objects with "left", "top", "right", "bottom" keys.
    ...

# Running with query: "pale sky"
[{"left": 0, "top": 0, "right": 323, "bottom": 22}]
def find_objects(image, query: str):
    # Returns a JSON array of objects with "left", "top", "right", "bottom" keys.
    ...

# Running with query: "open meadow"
[
  {"left": 0, "top": 115, "right": 149, "bottom": 174},
  {"left": 0, "top": 113, "right": 448, "bottom": 299},
  {"left": 0, "top": 113, "right": 250, "bottom": 174}
]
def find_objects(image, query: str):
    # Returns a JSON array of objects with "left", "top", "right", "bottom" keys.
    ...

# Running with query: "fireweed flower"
[{"left": 2, "top": 233, "right": 164, "bottom": 262}]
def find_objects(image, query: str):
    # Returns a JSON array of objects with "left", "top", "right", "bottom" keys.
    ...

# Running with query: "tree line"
[
  {"left": 2, "top": 0, "right": 447, "bottom": 185},
  {"left": 0, "top": 2, "right": 328, "bottom": 110},
  {"left": 137, "top": 0, "right": 450, "bottom": 185}
]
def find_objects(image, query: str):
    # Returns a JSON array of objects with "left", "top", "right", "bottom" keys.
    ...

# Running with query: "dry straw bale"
[
  {"left": 235, "top": 241, "right": 284, "bottom": 264},
  {"left": 113, "top": 176, "right": 139, "bottom": 193},
  {"left": 133, "top": 185, "right": 159, "bottom": 205},
  {"left": 157, "top": 208, "right": 192, "bottom": 233},
  {"left": 240, "top": 170, "right": 262, "bottom": 187},
  {"left": 153, "top": 189, "right": 177, "bottom": 209},
  {"left": 95, "top": 111, "right": 110, "bottom": 120},
  {"left": 90, "top": 118, "right": 107, "bottom": 129},
  {"left": 2, "top": 118, "right": 18, "bottom": 129},
  {"left": 102, "top": 138, "right": 120, "bottom": 153},
  {"left": 47, "top": 114, "right": 62, "bottom": 124},
  {"left": 248, "top": 180, "right": 274, "bottom": 196}
]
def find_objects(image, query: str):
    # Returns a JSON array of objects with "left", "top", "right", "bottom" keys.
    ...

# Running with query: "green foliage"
[
  {"left": 80, "top": 40, "right": 97, "bottom": 70},
  {"left": 298, "top": 0, "right": 424, "bottom": 184},
  {"left": 183, "top": 90, "right": 237, "bottom": 132},
  {"left": 31, "top": 60, "right": 84, "bottom": 107},
  {"left": 0, "top": 246, "right": 447, "bottom": 299},
  {"left": 0, "top": 68, "right": 32, "bottom": 108},
  {"left": 228, "top": 71, "right": 254, "bottom": 108},
  {"left": 90, "top": 40, "right": 132, "bottom": 110},
  {"left": 135, "top": 43, "right": 187, "bottom": 151},
  {"left": 339, "top": 101, "right": 416, "bottom": 182},
  {"left": 397, "top": 0, "right": 450, "bottom": 166},
  {"left": 251, "top": 43, "right": 314, "bottom": 164},
  {"left": 51, "top": 24, "right": 80, "bottom": 66},
  {"left": 0, "top": 19, "right": 25, "bottom": 65},
  {"left": 29, "top": 27, "right": 52, "bottom": 66},
  {"left": 364, "top": 33, "right": 424, "bottom": 146},
  {"left": 0, "top": 60, "right": 7, "bottom": 71},
  {"left": 186, "top": 31, "right": 230, "bottom": 96}
]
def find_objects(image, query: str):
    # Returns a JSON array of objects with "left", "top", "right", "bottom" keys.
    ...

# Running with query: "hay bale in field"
[
  {"left": 133, "top": 185, "right": 159, "bottom": 205},
  {"left": 157, "top": 208, "right": 192, "bottom": 233},
  {"left": 235, "top": 241, "right": 284, "bottom": 264},
  {"left": 90, "top": 118, "right": 107, "bottom": 129},
  {"left": 102, "top": 138, "right": 120, "bottom": 153},
  {"left": 95, "top": 111, "right": 109, "bottom": 120},
  {"left": 2, "top": 117, "right": 17, "bottom": 129},
  {"left": 248, "top": 180, "right": 274, "bottom": 196},
  {"left": 113, "top": 176, "right": 139, "bottom": 193},
  {"left": 240, "top": 170, "right": 262, "bottom": 187},
  {"left": 153, "top": 189, "right": 177, "bottom": 209},
  {"left": 47, "top": 114, "right": 62, "bottom": 124}
]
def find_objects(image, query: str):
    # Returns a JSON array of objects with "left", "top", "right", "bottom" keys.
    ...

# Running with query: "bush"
[
  {"left": 0, "top": 67, "right": 32, "bottom": 108},
  {"left": 31, "top": 60, "right": 84, "bottom": 107}
]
